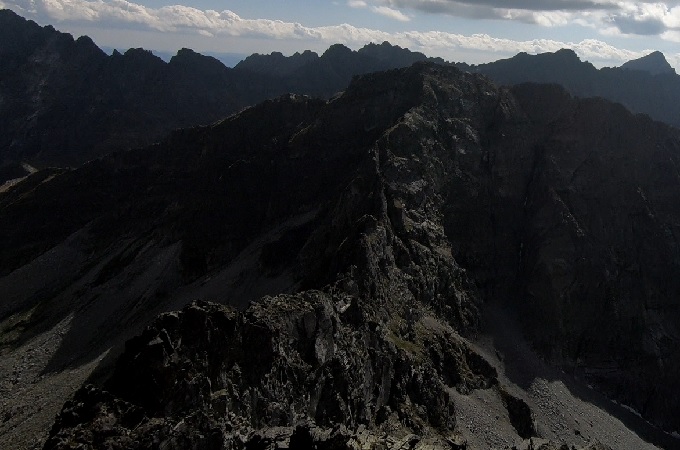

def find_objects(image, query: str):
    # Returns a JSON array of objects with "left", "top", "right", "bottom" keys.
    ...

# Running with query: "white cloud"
[
  {"left": 371, "top": 5, "right": 410, "bottom": 21},
  {"left": 0, "top": 0, "right": 671, "bottom": 67},
  {"left": 348, "top": 0, "right": 367, "bottom": 8},
  {"left": 387, "top": 0, "right": 620, "bottom": 14},
  {"left": 531, "top": 10, "right": 572, "bottom": 26},
  {"left": 10, "top": 0, "right": 680, "bottom": 37},
  {"left": 662, "top": 29, "right": 680, "bottom": 41},
  {"left": 350, "top": 1, "right": 410, "bottom": 21},
  {"left": 381, "top": 0, "right": 680, "bottom": 36}
]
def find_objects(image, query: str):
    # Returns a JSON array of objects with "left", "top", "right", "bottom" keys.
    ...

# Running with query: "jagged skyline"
[{"left": 2, "top": 1, "right": 680, "bottom": 69}]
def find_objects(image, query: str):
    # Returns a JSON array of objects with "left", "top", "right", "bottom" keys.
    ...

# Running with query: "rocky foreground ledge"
[{"left": 44, "top": 299, "right": 607, "bottom": 450}]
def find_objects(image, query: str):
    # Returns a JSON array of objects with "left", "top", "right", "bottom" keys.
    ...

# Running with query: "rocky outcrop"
[{"left": 44, "top": 298, "right": 495, "bottom": 449}]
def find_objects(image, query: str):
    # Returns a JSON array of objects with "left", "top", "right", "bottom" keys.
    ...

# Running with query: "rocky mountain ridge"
[
  {"left": 471, "top": 49, "right": 680, "bottom": 128},
  {"left": 2, "top": 63, "right": 680, "bottom": 449},
  {"left": 6, "top": 7, "right": 680, "bottom": 183},
  {"left": 233, "top": 41, "right": 451, "bottom": 97},
  {"left": 0, "top": 10, "right": 446, "bottom": 176}
]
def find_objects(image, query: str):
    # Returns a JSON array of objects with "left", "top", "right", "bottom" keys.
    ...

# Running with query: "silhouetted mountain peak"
[
  {"left": 235, "top": 49, "right": 319, "bottom": 75},
  {"left": 0, "top": 7, "right": 22, "bottom": 22},
  {"left": 553, "top": 48, "right": 579, "bottom": 59},
  {"left": 169, "top": 47, "right": 225, "bottom": 70},
  {"left": 509, "top": 48, "right": 579, "bottom": 62},
  {"left": 74, "top": 35, "right": 104, "bottom": 55},
  {"left": 293, "top": 49, "right": 316, "bottom": 58},
  {"left": 359, "top": 40, "right": 402, "bottom": 53},
  {"left": 621, "top": 50, "right": 675, "bottom": 75},
  {"left": 173, "top": 47, "right": 201, "bottom": 59},
  {"left": 0, "top": 9, "right": 56, "bottom": 61},
  {"left": 74, "top": 34, "right": 96, "bottom": 47},
  {"left": 321, "top": 43, "right": 352, "bottom": 58},
  {"left": 488, "top": 48, "right": 585, "bottom": 68},
  {"left": 358, "top": 40, "right": 428, "bottom": 64},
  {"left": 523, "top": 48, "right": 583, "bottom": 66},
  {"left": 123, "top": 47, "right": 163, "bottom": 63},
  {"left": 473, "top": 48, "right": 595, "bottom": 90}
]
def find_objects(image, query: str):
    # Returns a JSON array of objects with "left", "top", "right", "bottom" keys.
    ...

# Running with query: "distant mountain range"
[
  {"left": 0, "top": 9, "right": 448, "bottom": 178},
  {"left": 5, "top": 7, "right": 680, "bottom": 183},
  {"left": 99, "top": 46, "right": 247, "bottom": 67},
  {"left": 469, "top": 49, "right": 680, "bottom": 131}
]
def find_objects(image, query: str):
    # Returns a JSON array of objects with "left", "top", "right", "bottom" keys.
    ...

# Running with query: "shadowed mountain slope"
[
  {"left": 1, "top": 63, "right": 680, "bottom": 449},
  {"left": 473, "top": 49, "right": 680, "bottom": 129}
]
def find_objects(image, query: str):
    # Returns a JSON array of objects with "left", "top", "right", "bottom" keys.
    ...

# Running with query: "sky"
[{"left": 3, "top": 0, "right": 680, "bottom": 69}]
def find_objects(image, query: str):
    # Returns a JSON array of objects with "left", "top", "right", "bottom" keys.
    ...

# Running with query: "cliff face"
[
  {"left": 3, "top": 64, "right": 680, "bottom": 448},
  {"left": 466, "top": 62, "right": 680, "bottom": 404},
  {"left": 509, "top": 83, "right": 680, "bottom": 429}
]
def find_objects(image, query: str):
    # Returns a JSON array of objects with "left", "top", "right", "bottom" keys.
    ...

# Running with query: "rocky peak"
[
  {"left": 552, "top": 48, "right": 580, "bottom": 60},
  {"left": 321, "top": 43, "right": 353, "bottom": 59},
  {"left": 0, "top": 9, "right": 61, "bottom": 69},
  {"left": 357, "top": 41, "right": 428, "bottom": 66},
  {"left": 234, "top": 50, "right": 319, "bottom": 75},
  {"left": 169, "top": 47, "right": 227, "bottom": 73},
  {"left": 120, "top": 47, "right": 164, "bottom": 65},
  {"left": 620, "top": 50, "right": 675, "bottom": 75}
]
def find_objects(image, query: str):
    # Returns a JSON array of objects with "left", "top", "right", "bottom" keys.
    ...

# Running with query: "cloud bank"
[
  {"left": 381, "top": 0, "right": 680, "bottom": 37},
  {"left": 3, "top": 0, "right": 680, "bottom": 68},
  {"left": 371, "top": 6, "right": 411, "bottom": 21}
]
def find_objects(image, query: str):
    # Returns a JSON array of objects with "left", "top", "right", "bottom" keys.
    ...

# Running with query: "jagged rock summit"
[
  {"left": 3, "top": 62, "right": 679, "bottom": 449},
  {"left": 0, "top": 9, "right": 452, "bottom": 176},
  {"left": 620, "top": 51, "right": 675, "bottom": 75}
]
